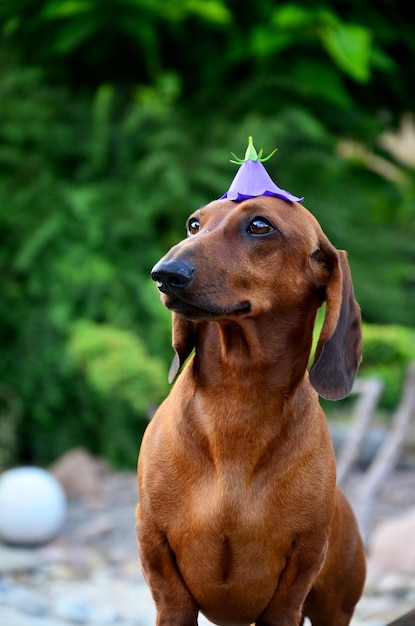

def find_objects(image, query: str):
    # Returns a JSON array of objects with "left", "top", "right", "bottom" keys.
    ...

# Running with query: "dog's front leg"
[
  {"left": 137, "top": 517, "right": 198, "bottom": 626},
  {"left": 257, "top": 533, "right": 328, "bottom": 626}
]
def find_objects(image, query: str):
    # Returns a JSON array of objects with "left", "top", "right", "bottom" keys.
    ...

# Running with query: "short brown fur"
[{"left": 137, "top": 197, "right": 366, "bottom": 626}]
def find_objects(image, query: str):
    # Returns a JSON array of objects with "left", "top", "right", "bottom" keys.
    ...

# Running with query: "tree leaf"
[{"left": 320, "top": 22, "right": 372, "bottom": 82}]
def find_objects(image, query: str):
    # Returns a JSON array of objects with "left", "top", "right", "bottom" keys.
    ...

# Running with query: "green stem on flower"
[{"left": 229, "top": 136, "right": 278, "bottom": 164}]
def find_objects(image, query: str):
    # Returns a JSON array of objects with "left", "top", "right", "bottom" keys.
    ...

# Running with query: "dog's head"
[{"left": 151, "top": 197, "right": 361, "bottom": 400}]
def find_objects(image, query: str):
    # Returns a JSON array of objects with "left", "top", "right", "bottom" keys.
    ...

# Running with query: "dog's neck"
[
  {"left": 181, "top": 312, "right": 321, "bottom": 466},
  {"left": 192, "top": 310, "right": 318, "bottom": 399}
]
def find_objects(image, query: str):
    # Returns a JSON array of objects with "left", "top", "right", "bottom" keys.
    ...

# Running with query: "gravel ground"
[{"left": 1, "top": 468, "right": 415, "bottom": 626}]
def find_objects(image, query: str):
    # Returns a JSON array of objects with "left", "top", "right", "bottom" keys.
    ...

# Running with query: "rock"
[
  {"left": 49, "top": 448, "right": 110, "bottom": 507},
  {"left": 53, "top": 598, "right": 91, "bottom": 624},
  {"left": 376, "top": 572, "right": 412, "bottom": 595},
  {"left": 75, "top": 514, "right": 116, "bottom": 542},
  {"left": 0, "top": 546, "right": 39, "bottom": 573},
  {"left": 0, "top": 606, "right": 69, "bottom": 626},
  {"left": 5, "top": 585, "right": 49, "bottom": 617},
  {"left": 353, "top": 594, "right": 415, "bottom": 626},
  {"left": 39, "top": 542, "right": 105, "bottom": 577},
  {"left": 367, "top": 507, "right": 415, "bottom": 583},
  {"left": 386, "top": 608, "right": 415, "bottom": 626},
  {"left": 88, "top": 606, "right": 123, "bottom": 624}
]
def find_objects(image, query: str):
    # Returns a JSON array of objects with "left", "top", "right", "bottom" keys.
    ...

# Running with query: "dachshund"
[{"left": 137, "top": 196, "right": 366, "bottom": 626}]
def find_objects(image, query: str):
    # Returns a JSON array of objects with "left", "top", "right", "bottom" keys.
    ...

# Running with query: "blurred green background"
[{"left": 0, "top": 0, "right": 414, "bottom": 468}]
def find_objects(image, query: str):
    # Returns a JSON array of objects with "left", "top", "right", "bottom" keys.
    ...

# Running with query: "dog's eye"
[
  {"left": 247, "top": 217, "right": 275, "bottom": 235},
  {"left": 187, "top": 217, "right": 201, "bottom": 236}
]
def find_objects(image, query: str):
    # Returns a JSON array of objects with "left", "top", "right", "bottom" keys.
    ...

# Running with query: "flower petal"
[{"left": 220, "top": 160, "right": 303, "bottom": 203}]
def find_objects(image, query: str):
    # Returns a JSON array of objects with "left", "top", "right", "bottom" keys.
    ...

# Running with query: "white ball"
[{"left": 0, "top": 467, "right": 67, "bottom": 545}]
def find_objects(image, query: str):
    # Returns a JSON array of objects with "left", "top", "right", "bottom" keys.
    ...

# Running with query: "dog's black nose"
[{"left": 151, "top": 259, "right": 195, "bottom": 293}]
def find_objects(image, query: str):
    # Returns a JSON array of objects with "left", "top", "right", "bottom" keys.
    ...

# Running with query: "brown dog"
[{"left": 137, "top": 196, "right": 366, "bottom": 626}]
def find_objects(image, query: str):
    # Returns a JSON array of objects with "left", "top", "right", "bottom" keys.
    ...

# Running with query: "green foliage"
[
  {"left": 0, "top": 385, "right": 22, "bottom": 469},
  {"left": 0, "top": 0, "right": 232, "bottom": 86},
  {"left": 256, "top": 5, "right": 373, "bottom": 82},
  {"left": 0, "top": 1, "right": 415, "bottom": 466},
  {"left": 359, "top": 324, "right": 415, "bottom": 409},
  {"left": 1, "top": 0, "right": 411, "bottom": 129},
  {"left": 68, "top": 320, "right": 167, "bottom": 415},
  {"left": 64, "top": 320, "right": 168, "bottom": 466},
  {"left": 0, "top": 61, "right": 177, "bottom": 466},
  {"left": 362, "top": 324, "right": 415, "bottom": 365},
  {"left": 314, "top": 318, "right": 415, "bottom": 413}
]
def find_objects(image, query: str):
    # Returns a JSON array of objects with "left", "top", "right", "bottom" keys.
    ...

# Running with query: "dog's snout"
[{"left": 151, "top": 259, "right": 195, "bottom": 293}]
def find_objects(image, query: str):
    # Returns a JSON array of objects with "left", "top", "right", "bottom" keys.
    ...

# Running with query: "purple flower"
[{"left": 219, "top": 137, "right": 303, "bottom": 203}]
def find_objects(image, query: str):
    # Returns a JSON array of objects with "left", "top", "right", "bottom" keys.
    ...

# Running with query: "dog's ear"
[
  {"left": 168, "top": 312, "right": 196, "bottom": 383},
  {"left": 309, "top": 248, "right": 362, "bottom": 400}
]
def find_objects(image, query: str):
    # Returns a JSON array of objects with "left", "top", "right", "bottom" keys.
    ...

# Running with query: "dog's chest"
[
  {"left": 165, "top": 449, "right": 308, "bottom": 555},
  {"left": 163, "top": 462, "right": 294, "bottom": 621},
  {"left": 163, "top": 383, "right": 330, "bottom": 531}
]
